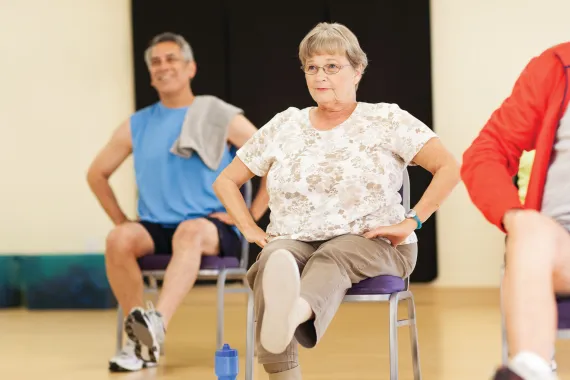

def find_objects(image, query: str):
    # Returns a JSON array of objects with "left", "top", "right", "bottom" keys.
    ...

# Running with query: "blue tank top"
[{"left": 130, "top": 102, "right": 236, "bottom": 227}]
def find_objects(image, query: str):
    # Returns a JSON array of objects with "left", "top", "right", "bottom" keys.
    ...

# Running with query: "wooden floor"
[{"left": 1, "top": 285, "right": 569, "bottom": 380}]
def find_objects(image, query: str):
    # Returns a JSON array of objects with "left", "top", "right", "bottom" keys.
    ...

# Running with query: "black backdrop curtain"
[{"left": 131, "top": 0, "right": 437, "bottom": 282}]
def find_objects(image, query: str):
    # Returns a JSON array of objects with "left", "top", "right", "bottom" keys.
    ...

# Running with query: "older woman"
[{"left": 213, "top": 22, "right": 460, "bottom": 379}]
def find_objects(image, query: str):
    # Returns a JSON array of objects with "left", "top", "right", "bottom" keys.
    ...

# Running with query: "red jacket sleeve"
[{"left": 461, "top": 52, "right": 556, "bottom": 231}]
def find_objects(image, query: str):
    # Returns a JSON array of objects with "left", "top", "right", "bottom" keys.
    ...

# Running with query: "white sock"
[
  {"left": 510, "top": 351, "right": 556, "bottom": 379},
  {"left": 292, "top": 298, "right": 313, "bottom": 325}
]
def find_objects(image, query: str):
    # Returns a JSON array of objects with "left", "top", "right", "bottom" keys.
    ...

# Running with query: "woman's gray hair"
[
  {"left": 144, "top": 32, "right": 194, "bottom": 66},
  {"left": 299, "top": 22, "right": 368, "bottom": 87}
]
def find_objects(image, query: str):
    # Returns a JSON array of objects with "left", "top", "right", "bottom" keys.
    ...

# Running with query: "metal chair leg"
[
  {"left": 407, "top": 295, "right": 421, "bottom": 380},
  {"left": 116, "top": 304, "right": 124, "bottom": 353},
  {"left": 245, "top": 288, "right": 255, "bottom": 380},
  {"left": 389, "top": 293, "right": 400, "bottom": 380},
  {"left": 254, "top": 321, "right": 258, "bottom": 358},
  {"left": 500, "top": 268, "right": 509, "bottom": 365},
  {"left": 216, "top": 269, "right": 229, "bottom": 350}
]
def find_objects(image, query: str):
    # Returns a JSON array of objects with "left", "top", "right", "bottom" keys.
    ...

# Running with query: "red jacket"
[{"left": 461, "top": 42, "right": 570, "bottom": 232}]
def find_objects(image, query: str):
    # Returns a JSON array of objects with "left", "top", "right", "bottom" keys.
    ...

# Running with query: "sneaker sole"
[
  {"left": 125, "top": 308, "right": 159, "bottom": 363},
  {"left": 260, "top": 249, "right": 300, "bottom": 354},
  {"left": 108, "top": 360, "right": 156, "bottom": 373}
]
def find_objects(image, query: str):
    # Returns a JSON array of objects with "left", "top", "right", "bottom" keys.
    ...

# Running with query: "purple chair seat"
[
  {"left": 557, "top": 297, "right": 570, "bottom": 329},
  {"left": 346, "top": 275, "right": 405, "bottom": 296},
  {"left": 137, "top": 255, "right": 240, "bottom": 271}
]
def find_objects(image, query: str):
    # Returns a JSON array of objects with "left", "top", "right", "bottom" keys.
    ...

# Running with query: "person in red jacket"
[{"left": 462, "top": 42, "right": 570, "bottom": 380}]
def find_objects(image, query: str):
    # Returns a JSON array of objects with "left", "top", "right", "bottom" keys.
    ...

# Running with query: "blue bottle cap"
[{"left": 216, "top": 343, "right": 238, "bottom": 358}]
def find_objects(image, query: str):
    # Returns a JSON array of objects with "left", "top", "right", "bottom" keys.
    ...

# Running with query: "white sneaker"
[
  {"left": 125, "top": 301, "right": 165, "bottom": 364},
  {"left": 260, "top": 249, "right": 301, "bottom": 354},
  {"left": 509, "top": 352, "right": 558, "bottom": 380},
  {"left": 108, "top": 339, "right": 157, "bottom": 372}
]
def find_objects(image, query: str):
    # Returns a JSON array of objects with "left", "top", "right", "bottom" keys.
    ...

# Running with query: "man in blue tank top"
[{"left": 87, "top": 32, "right": 268, "bottom": 372}]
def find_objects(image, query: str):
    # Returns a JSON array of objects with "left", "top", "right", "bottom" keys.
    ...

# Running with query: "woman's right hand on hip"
[{"left": 243, "top": 225, "right": 269, "bottom": 248}]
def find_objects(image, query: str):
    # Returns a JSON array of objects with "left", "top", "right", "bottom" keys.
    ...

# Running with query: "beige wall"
[
  {"left": 0, "top": 0, "right": 136, "bottom": 254},
  {"left": 431, "top": 0, "right": 570, "bottom": 287},
  {"left": 1, "top": 0, "right": 569, "bottom": 286}
]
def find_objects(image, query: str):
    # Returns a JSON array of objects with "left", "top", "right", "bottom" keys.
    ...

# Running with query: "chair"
[
  {"left": 115, "top": 180, "right": 255, "bottom": 380},
  {"left": 500, "top": 267, "right": 570, "bottom": 366},
  {"left": 244, "top": 168, "right": 421, "bottom": 380}
]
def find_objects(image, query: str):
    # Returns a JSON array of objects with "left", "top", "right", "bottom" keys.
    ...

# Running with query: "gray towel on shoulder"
[{"left": 170, "top": 95, "right": 243, "bottom": 170}]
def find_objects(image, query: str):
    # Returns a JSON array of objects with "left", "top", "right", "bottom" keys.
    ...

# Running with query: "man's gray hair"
[{"left": 144, "top": 32, "right": 194, "bottom": 66}]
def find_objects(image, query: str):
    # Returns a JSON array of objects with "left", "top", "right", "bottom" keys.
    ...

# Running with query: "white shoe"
[
  {"left": 108, "top": 339, "right": 157, "bottom": 372},
  {"left": 260, "top": 249, "right": 301, "bottom": 354},
  {"left": 125, "top": 301, "right": 165, "bottom": 364},
  {"left": 509, "top": 352, "right": 559, "bottom": 380}
]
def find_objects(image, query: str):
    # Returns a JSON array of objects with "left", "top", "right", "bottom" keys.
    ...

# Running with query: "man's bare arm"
[{"left": 86, "top": 119, "right": 133, "bottom": 225}]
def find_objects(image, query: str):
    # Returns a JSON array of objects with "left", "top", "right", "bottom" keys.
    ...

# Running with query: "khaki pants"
[{"left": 245, "top": 234, "right": 417, "bottom": 372}]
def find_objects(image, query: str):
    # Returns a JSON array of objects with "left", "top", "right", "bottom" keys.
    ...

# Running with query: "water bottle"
[{"left": 215, "top": 343, "right": 239, "bottom": 380}]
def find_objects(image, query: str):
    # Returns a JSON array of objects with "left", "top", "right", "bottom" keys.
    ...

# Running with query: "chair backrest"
[
  {"left": 401, "top": 168, "right": 411, "bottom": 289},
  {"left": 402, "top": 167, "right": 411, "bottom": 211},
  {"left": 238, "top": 180, "right": 253, "bottom": 269}
]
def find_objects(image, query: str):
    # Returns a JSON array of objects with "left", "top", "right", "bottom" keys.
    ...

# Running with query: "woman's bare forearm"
[
  {"left": 214, "top": 174, "right": 258, "bottom": 233},
  {"left": 412, "top": 162, "right": 461, "bottom": 223}
]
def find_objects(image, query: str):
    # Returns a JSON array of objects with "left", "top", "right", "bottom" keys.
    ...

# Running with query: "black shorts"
[{"left": 139, "top": 217, "right": 241, "bottom": 258}]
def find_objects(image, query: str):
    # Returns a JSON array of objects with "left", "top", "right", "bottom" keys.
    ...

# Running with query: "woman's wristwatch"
[{"left": 405, "top": 209, "right": 422, "bottom": 230}]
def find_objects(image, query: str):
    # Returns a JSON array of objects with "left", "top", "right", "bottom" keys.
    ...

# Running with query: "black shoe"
[{"left": 493, "top": 367, "right": 523, "bottom": 380}]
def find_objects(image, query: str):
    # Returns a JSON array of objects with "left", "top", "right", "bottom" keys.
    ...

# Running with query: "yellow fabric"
[{"left": 517, "top": 150, "right": 535, "bottom": 203}]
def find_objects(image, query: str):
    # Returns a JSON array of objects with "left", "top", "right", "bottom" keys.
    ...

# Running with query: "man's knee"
[
  {"left": 506, "top": 210, "right": 560, "bottom": 262},
  {"left": 508, "top": 210, "right": 560, "bottom": 237},
  {"left": 172, "top": 218, "right": 215, "bottom": 250},
  {"left": 106, "top": 223, "right": 150, "bottom": 261}
]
